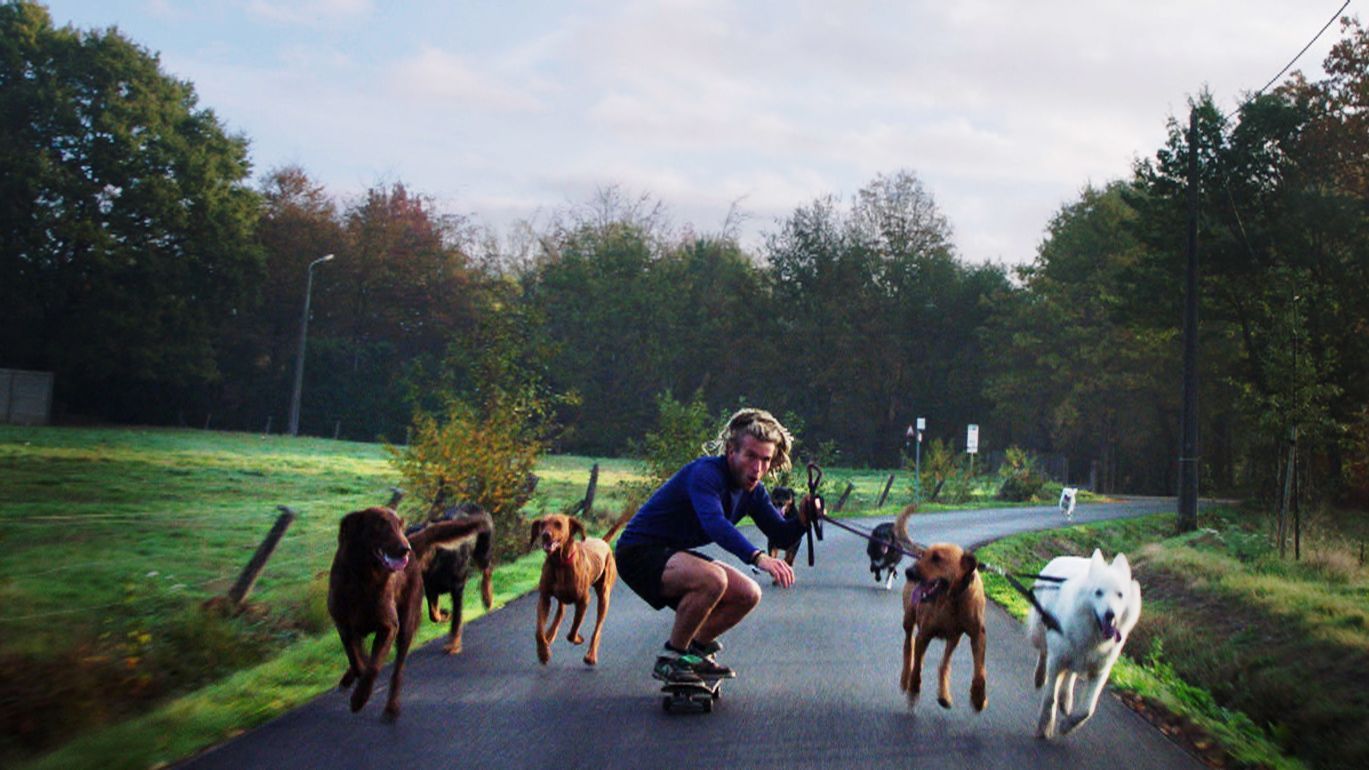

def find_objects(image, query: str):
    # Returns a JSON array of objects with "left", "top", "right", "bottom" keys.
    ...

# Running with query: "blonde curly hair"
[{"left": 705, "top": 408, "right": 794, "bottom": 474}]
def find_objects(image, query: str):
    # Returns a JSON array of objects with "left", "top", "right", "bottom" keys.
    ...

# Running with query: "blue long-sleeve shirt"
[{"left": 616, "top": 455, "right": 806, "bottom": 564}]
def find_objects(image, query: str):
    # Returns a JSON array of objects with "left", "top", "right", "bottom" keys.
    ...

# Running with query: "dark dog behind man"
[
  {"left": 867, "top": 510, "right": 906, "bottom": 590},
  {"left": 328, "top": 505, "right": 492, "bottom": 720},
  {"left": 765, "top": 486, "right": 803, "bottom": 568},
  {"left": 406, "top": 492, "right": 495, "bottom": 655}
]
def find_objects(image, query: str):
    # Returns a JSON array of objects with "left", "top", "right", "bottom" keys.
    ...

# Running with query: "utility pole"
[{"left": 1177, "top": 107, "right": 1200, "bottom": 533}]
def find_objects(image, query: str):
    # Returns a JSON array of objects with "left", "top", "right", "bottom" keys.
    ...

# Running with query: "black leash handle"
[{"left": 804, "top": 462, "right": 825, "bottom": 567}]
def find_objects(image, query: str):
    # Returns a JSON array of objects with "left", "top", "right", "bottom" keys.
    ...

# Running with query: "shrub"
[
  {"left": 388, "top": 389, "right": 557, "bottom": 563},
  {"left": 996, "top": 445, "right": 1047, "bottom": 501}
]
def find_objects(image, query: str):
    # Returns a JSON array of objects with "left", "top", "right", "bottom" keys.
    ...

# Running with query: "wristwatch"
[{"left": 750, "top": 550, "right": 765, "bottom": 566}]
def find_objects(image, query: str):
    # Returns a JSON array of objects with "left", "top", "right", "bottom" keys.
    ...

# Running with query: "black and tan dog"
[
  {"left": 895, "top": 507, "right": 988, "bottom": 711},
  {"left": 328, "top": 505, "right": 491, "bottom": 720},
  {"left": 406, "top": 497, "right": 494, "bottom": 655},
  {"left": 765, "top": 486, "right": 803, "bottom": 568}
]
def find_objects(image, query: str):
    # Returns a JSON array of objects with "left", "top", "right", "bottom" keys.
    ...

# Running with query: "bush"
[
  {"left": 996, "top": 445, "right": 1047, "bottom": 501},
  {"left": 388, "top": 390, "right": 556, "bottom": 563}
]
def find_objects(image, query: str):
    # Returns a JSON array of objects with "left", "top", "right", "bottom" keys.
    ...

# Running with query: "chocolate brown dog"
[
  {"left": 529, "top": 512, "right": 630, "bottom": 666},
  {"left": 894, "top": 506, "right": 988, "bottom": 711},
  {"left": 328, "top": 505, "right": 491, "bottom": 720}
]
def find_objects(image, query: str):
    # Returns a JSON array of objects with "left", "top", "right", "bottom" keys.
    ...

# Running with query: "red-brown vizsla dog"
[
  {"left": 328, "top": 505, "right": 491, "bottom": 720},
  {"left": 894, "top": 506, "right": 988, "bottom": 711},
  {"left": 529, "top": 512, "right": 630, "bottom": 666}
]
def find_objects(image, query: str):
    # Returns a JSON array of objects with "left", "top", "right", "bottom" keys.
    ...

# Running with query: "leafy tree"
[
  {"left": 0, "top": 1, "right": 261, "bottom": 419},
  {"left": 984, "top": 182, "right": 1177, "bottom": 493},
  {"left": 525, "top": 219, "right": 674, "bottom": 455},
  {"left": 765, "top": 171, "right": 1007, "bottom": 466},
  {"left": 638, "top": 389, "right": 715, "bottom": 488},
  {"left": 307, "top": 182, "right": 481, "bottom": 439},
  {"left": 211, "top": 165, "right": 346, "bottom": 429}
]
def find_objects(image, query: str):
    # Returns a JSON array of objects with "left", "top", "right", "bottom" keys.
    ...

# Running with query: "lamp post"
[{"left": 288, "top": 253, "right": 334, "bottom": 437}]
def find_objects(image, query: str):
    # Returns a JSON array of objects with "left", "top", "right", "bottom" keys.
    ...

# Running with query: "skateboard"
[{"left": 660, "top": 677, "right": 722, "bottom": 714}]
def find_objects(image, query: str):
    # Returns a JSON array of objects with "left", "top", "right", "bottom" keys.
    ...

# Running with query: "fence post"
[
  {"left": 833, "top": 482, "right": 855, "bottom": 513},
  {"left": 876, "top": 474, "right": 895, "bottom": 507},
  {"left": 227, "top": 506, "right": 296, "bottom": 607},
  {"left": 263, "top": 416, "right": 273, "bottom": 435},
  {"left": 583, "top": 463, "right": 599, "bottom": 519}
]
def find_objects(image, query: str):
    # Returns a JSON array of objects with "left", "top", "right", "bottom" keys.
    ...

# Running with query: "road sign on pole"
[{"left": 966, "top": 424, "right": 979, "bottom": 454}]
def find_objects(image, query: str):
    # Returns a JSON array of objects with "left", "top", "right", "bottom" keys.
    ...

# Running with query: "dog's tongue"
[
  {"left": 381, "top": 551, "right": 409, "bottom": 572},
  {"left": 907, "top": 582, "right": 929, "bottom": 606},
  {"left": 1097, "top": 614, "right": 1120, "bottom": 641}
]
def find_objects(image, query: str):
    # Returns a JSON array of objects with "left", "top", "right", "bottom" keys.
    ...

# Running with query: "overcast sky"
[{"left": 42, "top": 0, "right": 1354, "bottom": 266}]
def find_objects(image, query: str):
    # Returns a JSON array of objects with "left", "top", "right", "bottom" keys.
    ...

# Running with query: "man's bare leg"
[{"left": 660, "top": 553, "right": 761, "bottom": 650}]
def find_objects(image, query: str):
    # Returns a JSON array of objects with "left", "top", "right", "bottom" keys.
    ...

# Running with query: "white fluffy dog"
[
  {"left": 1027, "top": 549, "right": 1142, "bottom": 738},
  {"left": 1058, "top": 486, "right": 1077, "bottom": 519}
]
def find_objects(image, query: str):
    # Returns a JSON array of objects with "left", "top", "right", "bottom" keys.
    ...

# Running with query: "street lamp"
[{"left": 288, "top": 253, "right": 334, "bottom": 437}]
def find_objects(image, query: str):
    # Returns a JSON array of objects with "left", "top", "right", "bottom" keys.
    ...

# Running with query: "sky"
[{"left": 40, "top": 0, "right": 1355, "bottom": 266}]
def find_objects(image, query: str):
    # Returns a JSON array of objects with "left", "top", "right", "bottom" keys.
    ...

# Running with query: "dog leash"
[
  {"left": 811, "top": 506, "right": 1066, "bottom": 632},
  {"left": 802, "top": 462, "right": 825, "bottom": 567}
]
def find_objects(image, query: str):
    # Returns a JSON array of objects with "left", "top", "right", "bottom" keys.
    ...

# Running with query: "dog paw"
[
  {"left": 1060, "top": 715, "right": 1085, "bottom": 735},
  {"left": 443, "top": 640, "right": 463, "bottom": 655},
  {"left": 537, "top": 645, "right": 551, "bottom": 665},
  {"left": 350, "top": 687, "right": 371, "bottom": 713},
  {"left": 971, "top": 681, "right": 987, "bottom": 711},
  {"left": 937, "top": 696, "right": 952, "bottom": 709},
  {"left": 382, "top": 702, "right": 400, "bottom": 722},
  {"left": 583, "top": 653, "right": 597, "bottom": 666},
  {"left": 568, "top": 633, "right": 584, "bottom": 645},
  {"left": 1035, "top": 719, "right": 1055, "bottom": 739}
]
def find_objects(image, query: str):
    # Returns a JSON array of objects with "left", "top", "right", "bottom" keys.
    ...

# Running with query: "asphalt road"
[{"left": 182, "top": 498, "right": 1203, "bottom": 769}]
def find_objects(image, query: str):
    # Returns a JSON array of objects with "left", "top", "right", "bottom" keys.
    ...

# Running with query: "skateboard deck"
[{"left": 660, "top": 678, "right": 721, "bottom": 713}]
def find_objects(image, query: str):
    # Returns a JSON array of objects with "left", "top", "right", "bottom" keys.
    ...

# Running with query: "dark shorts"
[{"left": 614, "top": 543, "right": 714, "bottom": 611}]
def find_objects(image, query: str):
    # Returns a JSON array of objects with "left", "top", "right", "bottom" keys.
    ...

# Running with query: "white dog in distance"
[
  {"left": 1028, "top": 549, "right": 1142, "bottom": 739},
  {"left": 1058, "top": 486, "right": 1077, "bottom": 519}
]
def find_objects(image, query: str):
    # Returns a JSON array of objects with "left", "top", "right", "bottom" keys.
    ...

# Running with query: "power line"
[{"left": 1226, "top": 0, "right": 1351, "bottom": 119}]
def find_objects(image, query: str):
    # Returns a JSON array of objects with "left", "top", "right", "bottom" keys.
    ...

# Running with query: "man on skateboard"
[{"left": 615, "top": 408, "right": 814, "bottom": 686}]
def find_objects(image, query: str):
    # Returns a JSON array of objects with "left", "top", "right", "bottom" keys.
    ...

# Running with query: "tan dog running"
[
  {"left": 894, "top": 506, "right": 988, "bottom": 711},
  {"left": 529, "top": 511, "right": 630, "bottom": 666}
]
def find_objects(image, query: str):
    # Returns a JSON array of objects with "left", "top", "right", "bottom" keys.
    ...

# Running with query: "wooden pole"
[
  {"left": 833, "top": 482, "right": 855, "bottom": 512},
  {"left": 1177, "top": 106, "right": 1201, "bottom": 533},
  {"left": 876, "top": 474, "right": 895, "bottom": 507},
  {"left": 583, "top": 463, "right": 599, "bottom": 519},
  {"left": 227, "top": 506, "right": 296, "bottom": 607}
]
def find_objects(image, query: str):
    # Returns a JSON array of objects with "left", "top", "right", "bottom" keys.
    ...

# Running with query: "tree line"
[{"left": 2, "top": 1, "right": 1366, "bottom": 505}]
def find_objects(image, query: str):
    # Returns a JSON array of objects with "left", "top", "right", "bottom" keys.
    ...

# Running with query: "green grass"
[{"left": 978, "top": 507, "right": 1369, "bottom": 770}]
